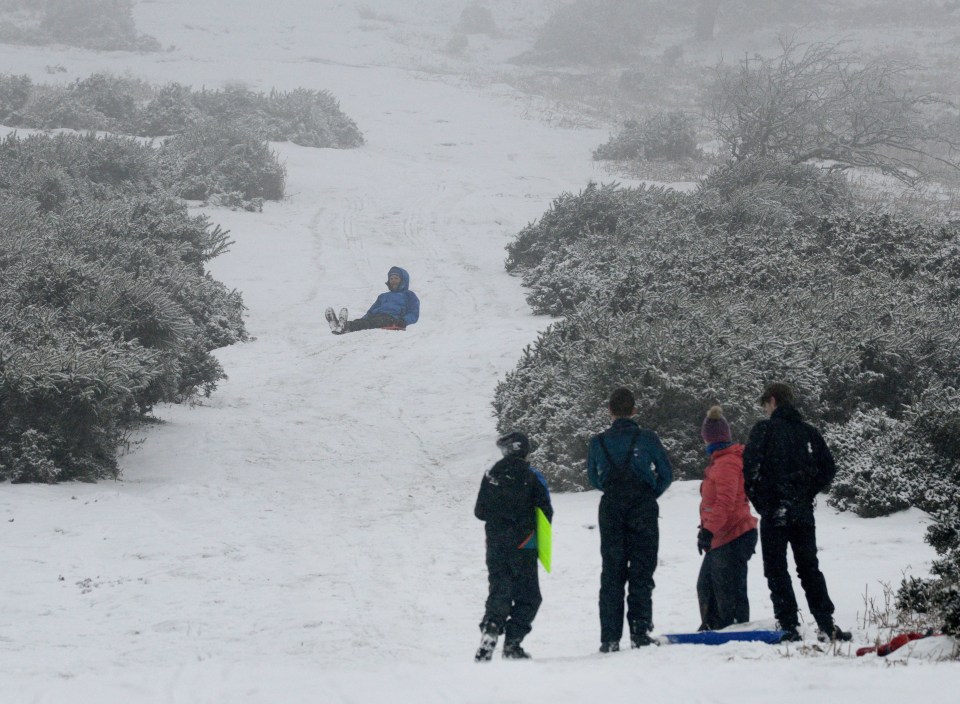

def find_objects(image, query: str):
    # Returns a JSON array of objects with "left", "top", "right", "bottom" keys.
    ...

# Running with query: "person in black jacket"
[
  {"left": 587, "top": 387, "right": 673, "bottom": 652},
  {"left": 474, "top": 431, "right": 553, "bottom": 661},
  {"left": 742, "top": 382, "right": 851, "bottom": 643}
]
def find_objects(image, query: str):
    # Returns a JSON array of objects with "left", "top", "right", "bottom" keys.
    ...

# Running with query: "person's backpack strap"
[{"left": 597, "top": 430, "right": 641, "bottom": 475}]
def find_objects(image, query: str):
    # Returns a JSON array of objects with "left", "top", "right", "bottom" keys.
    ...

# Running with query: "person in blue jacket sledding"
[{"left": 325, "top": 266, "right": 420, "bottom": 334}]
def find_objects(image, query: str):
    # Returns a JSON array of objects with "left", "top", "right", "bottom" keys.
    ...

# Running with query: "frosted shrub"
[
  {"left": 0, "top": 73, "right": 31, "bottom": 122},
  {"left": 829, "top": 388, "right": 960, "bottom": 517},
  {"left": 0, "top": 73, "right": 365, "bottom": 150},
  {"left": 457, "top": 3, "right": 497, "bottom": 35},
  {"left": 522, "top": 0, "right": 652, "bottom": 65},
  {"left": 159, "top": 120, "right": 286, "bottom": 202},
  {"left": 498, "top": 165, "right": 960, "bottom": 485},
  {"left": 139, "top": 82, "right": 202, "bottom": 136},
  {"left": 825, "top": 410, "right": 915, "bottom": 517},
  {"left": 0, "top": 133, "right": 160, "bottom": 205},
  {"left": 505, "top": 181, "right": 689, "bottom": 274},
  {"left": 594, "top": 112, "right": 700, "bottom": 162},
  {"left": 0, "top": 132, "right": 248, "bottom": 482},
  {"left": 39, "top": 0, "right": 160, "bottom": 51},
  {"left": 72, "top": 72, "right": 149, "bottom": 124},
  {"left": 262, "top": 88, "right": 364, "bottom": 148},
  {"left": 898, "top": 505, "right": 960, "bottom": 636},
  {"left": 0, "top": 0, "right": 159, "bottom": 51},
  {"left": 696, "top": 157, "right": 853, "bottom": 226}
]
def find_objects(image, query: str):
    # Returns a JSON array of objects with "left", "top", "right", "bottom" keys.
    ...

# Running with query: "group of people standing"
[{"left": 473, "top": 382, "right": 852, "bottom": 661}]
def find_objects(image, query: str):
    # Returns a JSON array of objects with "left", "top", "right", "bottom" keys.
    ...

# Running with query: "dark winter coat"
[
  {"left": 363, "top": 266, "right": 420, "bottom": 326},
  {"left": 699, "top": 444, "right": 757, "bottom": 549},
  {"left": 742, "top": 404, "right": 836, "bottom": 527},
  {"left": 587, "top": 418, "right": 673, "bottom": 500},
  {"left": 475, "top": 456, "right": 553, "bottom": 550}
]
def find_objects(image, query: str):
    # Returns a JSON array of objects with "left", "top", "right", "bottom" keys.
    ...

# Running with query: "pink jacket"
[{"left": 699, "top": 444, "right": 758, "bottom": 549}]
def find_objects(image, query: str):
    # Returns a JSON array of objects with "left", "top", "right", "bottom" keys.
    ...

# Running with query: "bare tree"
[{"left": 704, "top": 37, "right": 960, "bottom": 185}]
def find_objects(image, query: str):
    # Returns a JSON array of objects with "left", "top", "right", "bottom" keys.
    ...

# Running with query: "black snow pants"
[
  {"left": 481, "top": 543, "right": 541, "bottom": 644},
  {"left": 759, "top": 521, "right": 835, "bottom": 630},
  {"left": 598, "top": 494, "right": 659, "bottom": 642},
  {"left": 697, "top": 528, "right": 758, "bottom": 631},
  {"left": 343, "top": 313, "right": 403, "bottom": 333}
]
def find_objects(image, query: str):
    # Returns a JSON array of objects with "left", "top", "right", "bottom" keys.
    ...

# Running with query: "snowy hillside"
[{"left": 0, "top": 2, "right": 955, "bottom": 701}]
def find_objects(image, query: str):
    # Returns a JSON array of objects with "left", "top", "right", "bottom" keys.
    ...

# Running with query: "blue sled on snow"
[{"left": 659, "top": 629, "right": 785, "bottom": 645}]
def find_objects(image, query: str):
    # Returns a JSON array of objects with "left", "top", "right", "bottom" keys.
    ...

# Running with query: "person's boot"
[
  {"left": 324, "top": 307, "right": 340, "bottom": 333},
  {"left": 776, "top": 621, "right": 802, "bottom": 643},
  {"left": 817, "top": 622, "right": 852, "bottom": 643},
  {"left": 599, "top": 641, "right": 620, "bottom": 653},
  {"left": 629, "top": 622, "right": 656, "bottom": 648},
  {"left": 474, "top": 623, "right": 499, "bottom": 662},
  {"left": 337, "top": 307, "right": 348, "bottom": 332},
  {"left": 502, "top": 641, "right": 531, "bottom": 659}
]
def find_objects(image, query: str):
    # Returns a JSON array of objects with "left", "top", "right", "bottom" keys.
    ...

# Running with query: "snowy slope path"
[
  {"left": 1, "top": 0, "right": 610, "bottom": 683},
  {"left": 0, "top": 2, "right": 951, "bottom": 701}
]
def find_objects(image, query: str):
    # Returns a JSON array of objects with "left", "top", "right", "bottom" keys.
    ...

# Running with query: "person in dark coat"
[
  {"left": 474, "top": 431, "right": 553, "bottom": 661},
  {"left": 696, "top": 405, "right": 758, "bottom": 631},
  {"left": 742, "top": 382, "right": 851, "bottom": 643},
  {"left": 325, "top": 266, "right": 420, "bottom": 334},
  {"left": 587, "top": 387, "right": 673, "bottom": 652}
]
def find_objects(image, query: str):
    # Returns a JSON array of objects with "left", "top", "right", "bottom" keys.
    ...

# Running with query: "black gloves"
[{"left": 697, "top": 527, "right": 714, "bottom": 555}]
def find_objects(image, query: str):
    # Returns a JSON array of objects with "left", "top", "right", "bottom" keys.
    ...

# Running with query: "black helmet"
[{"left": 496, "top": 431, "right": 530, "bottom": 458}]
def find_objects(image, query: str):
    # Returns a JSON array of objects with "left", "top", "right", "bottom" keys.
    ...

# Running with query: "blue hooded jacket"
[
  {"left": 587, "top": 418, "right": 673, "bottom": 499},
  {"left": 363, "top": 266, "right": 420, "bottom": 326}
]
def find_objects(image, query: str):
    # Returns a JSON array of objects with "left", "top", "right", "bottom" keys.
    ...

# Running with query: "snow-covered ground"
[{"left": 0, "top": 2, "right": 955, "bottom": 701}]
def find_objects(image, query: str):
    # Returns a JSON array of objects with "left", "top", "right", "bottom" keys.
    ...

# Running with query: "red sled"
[
  {"left": 381, "top": 325, "right": 406, "bottom": 331},
  {"left": 856, "top": 630, "right": 933, "bottom": 656}
]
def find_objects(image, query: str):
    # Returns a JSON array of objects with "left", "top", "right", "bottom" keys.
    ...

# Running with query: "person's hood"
[
  {"left": 387, "top": 266, "right": 410, "bottom": 291},
  {"left": 487, "top": 455, "right": 529, "bottom": 480}
]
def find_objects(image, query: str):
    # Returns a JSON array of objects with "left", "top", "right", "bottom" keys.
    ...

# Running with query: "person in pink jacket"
[{"left": 696, "top": 405, "right": 759, "bottom": 631}]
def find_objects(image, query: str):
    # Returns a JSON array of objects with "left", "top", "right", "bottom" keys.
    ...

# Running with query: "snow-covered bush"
[
  {"left": 72, "top": 72, "right": 150, "bottom": 125},
  {"left": 497, "top": 164, "right": 960, "bottom": 487},
  {"left": 0, "top": 0, "right": 159, "bottom": 51},
  {"left": 519, "top": 0, "right": 653, "bottom": 65},
  {"left": 159, "top": 119, "right": 286, "bottom": 202},
  {"left": 40, "top": 0, "right": 160, "bottom": 51},
  {"left": 0, "top": 120, "right": 286, "bottom": 206},
  {"left": 138, "top": 81, "right": 202, "bottom": 136},
  {"left": 0, "top": 132, "right": 247, "bottom": 482},
  {"left": 827, "top": 388, "right": 960, "bottom": 517},
  {"left": 897, "top": 505, "right": 960, "bottom": 635},
  {"left": 0, "top": 132, "right": 160, "bottom": 204},
  {"left": 696, "top": 156, "right": 853, "bottom": 227},
  {"left": 594, "top": 112, "right": 700, "bottom": 162},
  {"left": 265, "top": 88, "right": 364, "bottom": 148},
  {"left": 457, "top": 3, "right": 497, "bottom": 35},
  {"left": 0, "top": 73, "right": 31, "bottom": 122},
  {"left": 0, "top": 73, "right": 365, "bottom": 149}
]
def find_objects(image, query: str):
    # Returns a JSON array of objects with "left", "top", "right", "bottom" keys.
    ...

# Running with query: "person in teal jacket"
[{"left": 587, "top": 386, "right": 673, "bottom": 652}]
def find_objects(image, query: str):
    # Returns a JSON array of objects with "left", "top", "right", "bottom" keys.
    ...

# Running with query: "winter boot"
[
  {"left": 502, "top": 641, "right": 531, "bottom": 659},
  {"left": 817, "top": 623, "right": 852, "bottom": 643},
  {"left": 337, "top": 307, "right": 348, "bottom": 332},
  {"left": 630, "top": 632, "right": 657, "bottom": 648},
  {"left": 324, "top": 307, "right": 341, "bottom": 333},
  {"left": 777, "top": 627, "right": 802, "bottom": 643},
  {"left": 474, "top": 625, "right": 499, "bottom": 662},
  {"left": 599, "top": 641, "right": 620, "bottom": 653},
  {"left": 629, "top": 622, "right": 656, "bottom": 648}
]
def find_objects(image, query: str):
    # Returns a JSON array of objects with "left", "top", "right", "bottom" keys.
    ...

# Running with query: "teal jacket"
[{"left": 587, "top": 418, "right": 673, "bottom": 499}]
